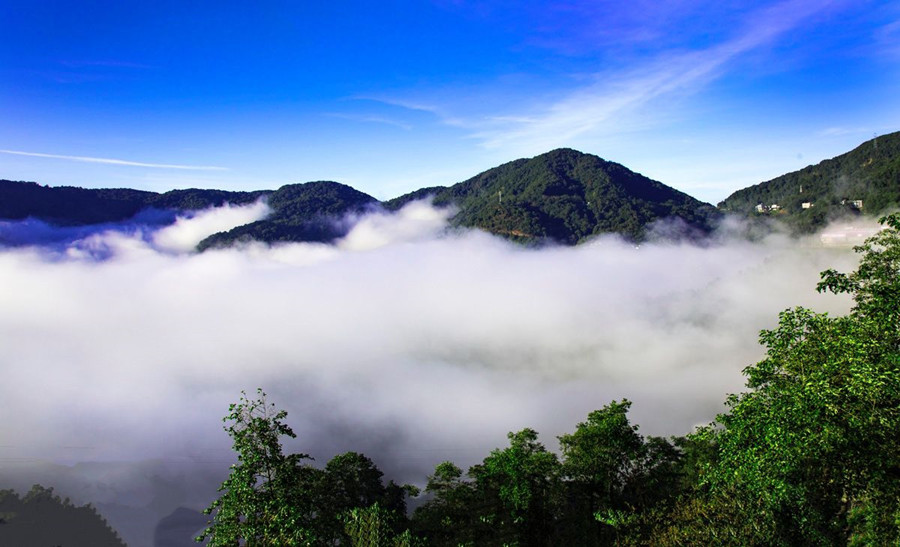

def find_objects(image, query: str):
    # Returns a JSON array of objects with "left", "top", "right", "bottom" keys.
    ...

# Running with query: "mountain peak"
[
  {"left": 428, "top": 149, "right": 716, "bottom": 243},
  {"left": 540, "top": 147, "right": 588, "bottom": 158},
  {"left": 196, "top": 180, "right": 378, "bottom": 250}
]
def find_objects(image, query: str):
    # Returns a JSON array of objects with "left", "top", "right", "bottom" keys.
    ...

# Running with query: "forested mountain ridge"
[
  {"left": 0, "top": 179, "right": 268, "bottom": 225},
  {"left": 0, "top": 178, "right": 377, "bottom": 249},
  {"left": 7, "top": 135, "right": 897, "bottom": 248},
  {"left": 0, "top": 150, "right": 719, "bottom": 248},
  {"left": 388, "top": 148, "right": 719, "bottom": 243},
  {"left": 718, "top": 131, "right": 900, "bottom": 232},
  {"left": 196, "top": 181, "right": 380, "bottom": 250}
]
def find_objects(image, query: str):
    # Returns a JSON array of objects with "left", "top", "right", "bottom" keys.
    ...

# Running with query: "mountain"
[
  {"left": 0, "top": 179, "right": 266, "bottom": 225},
  {"left": 0, "top": 149, "right": 718, "bottom": 249},
  {"left": 0, "top": 485, "right": 125, "bottom": 547},
  {"left": 388, "top": 148, "right": 718, "bottom": 243},
  {"left": 196, "top": 181, "right": 379, "bottom": 250},
  {"left": 0, "top": 180, "right": 154, "bottom": 225},
  {"left": 0, "top": 179, "right": 379, "bottom": 249},
  {"left": 718, "top": 132, "right": 900, "bottom": 232}
]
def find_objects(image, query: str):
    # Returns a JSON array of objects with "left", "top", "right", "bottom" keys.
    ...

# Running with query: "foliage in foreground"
[
  {"left": 648, "top": 214, "right": 900, "bottom": 546},
  {"left": 196, "top": 389, "right": 416, "bottom": 546}
]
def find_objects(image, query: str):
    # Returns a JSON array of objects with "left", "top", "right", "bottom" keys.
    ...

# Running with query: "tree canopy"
[
  {"left": 196, "top": 389, "right": 417, "bottom": 546},
  {"left": 652, "top": 214, "right": 900, "bottom": 545}
]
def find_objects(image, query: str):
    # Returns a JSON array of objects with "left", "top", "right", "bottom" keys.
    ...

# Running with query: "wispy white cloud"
[
  {"left": 152, "top": 200, "right": 271, "bottom": 252},
  {"left": 357, "top": 97, "right": 470, "bottom": 128},
  {"left": 385, "top": 0, "right": 848, "bottom": 154},
  {"left": 817, "top": 126, "right": 873, "bottom": 137},
  {"left": 873, "top": 17, "right": 900, "bottom": 58},
  {"left": 477, "top": 0, "right": 844, "bottom": 150},
  {"left": 58, "top": 59, "right": 153, "bottom": 69},
  {"left": 324, "top": 112, "right": 413, "bottom": 130},
  {"left": 0, "top": 149, "right": 228, "bottom": 171}
]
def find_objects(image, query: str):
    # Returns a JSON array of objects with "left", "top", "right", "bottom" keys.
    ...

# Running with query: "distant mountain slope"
[
  {"left": 0, "top": 179, "right": 378, "bottom": 250},
  {"left": 0, "top": 179, "right": 267, "bottom": 225},
  {"left": 0, "top": 485, "right": 125, "bottom": 547},
  {"left": 0, "top": 180, "right": 154, "bottom": 225},
  {"left": 390, "top": 148, "right": 717, "bottom": 243},
  {"left": 148, "top": 188, "right": 269, "bottom": 210},
  {"left": 718, "top": 132, "right": 900, "bottom": 232},
  {"left": 196, "top": 181, "right": 379, "bottom": 250},
  {"left": 383, "top": 186, "right": 447, "bottom": 211}
]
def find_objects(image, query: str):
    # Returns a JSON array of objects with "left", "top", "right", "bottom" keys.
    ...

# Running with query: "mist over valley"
[{"left": 0, "top": 190, "right": 869, "bottom": 545}]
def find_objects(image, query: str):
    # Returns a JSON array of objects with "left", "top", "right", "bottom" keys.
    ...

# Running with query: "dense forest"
[
  {"left": 387, "top": 148, "right": 718, "bottom": 244},
  {"left": 185, "top": 216, "right": 900, "bottom": 546}
]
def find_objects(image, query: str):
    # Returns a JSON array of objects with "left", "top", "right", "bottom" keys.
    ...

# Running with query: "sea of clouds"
[{"left": 0, "top": 199, "right": 869, "bottom": 546}]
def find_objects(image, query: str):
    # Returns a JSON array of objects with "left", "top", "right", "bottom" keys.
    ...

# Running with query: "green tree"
[
  {"left": 559, "top": 401, "right": 643, "bottom": 504},
  {"left": 469, "top": 428, "right": 561, "bottom": 546},
  {"left": 558, "top": 400, "right": 643, "bottom": 545},
  {"left": 557, "top": 400, "right": 684, "bottom": 545},
  {"left": 411, "top": 461, "right": 483, "bottom": 546},
  {"left": 412, "top": 430, "right": 561, "bottom": 547},
  {"left": 197, "top": 389, "right": 321, "bottom": 546},
  {"left": 316, "top": 452, "right": 416, "bottom": 544},
  {"left": 679, "top": 215, "right": 900, "bottom": 544},
  {"left": 344, "top": 503, "right": 423, "bottom": 547}
]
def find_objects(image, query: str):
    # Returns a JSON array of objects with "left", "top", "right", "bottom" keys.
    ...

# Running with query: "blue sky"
[{"left": 1, "top": 0, "right": 898, "bottom": 203}]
